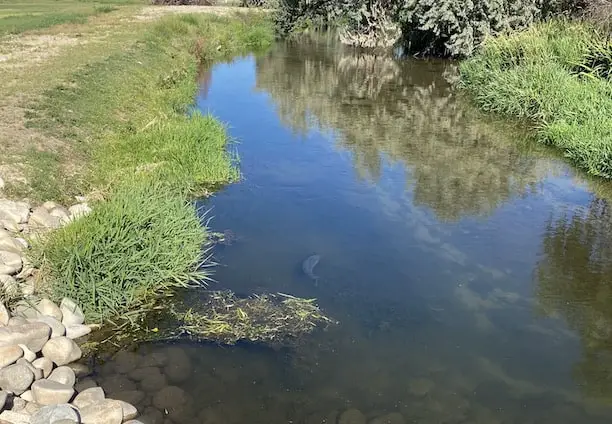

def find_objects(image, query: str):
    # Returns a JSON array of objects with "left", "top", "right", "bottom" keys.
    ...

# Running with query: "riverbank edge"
[
  {"left": 459, "top": 19, "right": 612, "bottom": 180},
  {"left": 1, "top": 12, "right": 275, "bottom": 325}
]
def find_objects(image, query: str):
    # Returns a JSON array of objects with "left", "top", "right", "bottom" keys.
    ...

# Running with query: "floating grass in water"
[{"left": 165, "top": 290, "right": 337, "bottom": 346}]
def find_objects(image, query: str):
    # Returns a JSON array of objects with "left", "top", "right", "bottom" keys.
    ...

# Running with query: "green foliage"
[
  {"left": 0, "top": 12, "right": 89, "bottom": 35},
  {"left": 32, "top": 179, "right": 210, "bottom": 324},
  {"left": 25, "top": 13, "right": 272, "bottom": 200},
  {"left": 460, "top": 20, "right": 612, "bottom": 178},
  {"left": 275, "top": 0, "right": 582, "bottom": 56}
]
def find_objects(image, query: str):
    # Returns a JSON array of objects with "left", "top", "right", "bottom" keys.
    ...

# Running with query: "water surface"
[{"left": 136, "top": 40, "right": 612, "bottom": 423}]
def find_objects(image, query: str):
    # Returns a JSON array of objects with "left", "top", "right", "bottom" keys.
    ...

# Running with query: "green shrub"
[
  {"left": 32, "top": 179, "right": 211, "bottom": 324},
  {"left": 275, "top": 0, "right": 583, "bottom": 56}
]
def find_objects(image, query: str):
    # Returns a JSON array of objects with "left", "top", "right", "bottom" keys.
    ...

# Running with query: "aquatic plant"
[
  {"left": 31, "top": 179, "right": 212, "bottom": 324},
  {"left": 166, "top": 290, "right": 336, "bottom": 346}
]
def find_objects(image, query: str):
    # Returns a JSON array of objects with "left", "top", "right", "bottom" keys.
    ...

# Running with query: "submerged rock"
[
  {"left": 339, "top": 409, "right": 367, "bottom": 424},
  {"left": 369, "top": 412, "right": 406, "bottom": 424}
]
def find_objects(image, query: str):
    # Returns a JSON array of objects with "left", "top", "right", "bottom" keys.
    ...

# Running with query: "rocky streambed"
[{"left": 0, "top": 297, "right": 141, "bottom": 424}]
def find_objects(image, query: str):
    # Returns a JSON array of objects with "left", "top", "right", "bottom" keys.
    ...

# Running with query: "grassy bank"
[
  {"left": 460, "top": 21, "right": 612, "bottom": 178},
  {"left": 0, "top": 8, "right": 274, "bottom": 323}
]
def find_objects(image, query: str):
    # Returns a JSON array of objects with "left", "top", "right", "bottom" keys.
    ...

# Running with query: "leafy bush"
[
  {"left": 275, "top": 0, "right": 585, "bottom": 56},
  {"left": 32, "top": 179, "right": 211, "bottom": 324}
]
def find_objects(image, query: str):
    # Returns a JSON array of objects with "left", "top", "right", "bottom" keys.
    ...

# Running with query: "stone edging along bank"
[{"left": 0, "top": 198, "right": 142, "bottom": 424}]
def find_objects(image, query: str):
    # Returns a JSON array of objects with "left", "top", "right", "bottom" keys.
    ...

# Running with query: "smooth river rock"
[
  {"left": 34, "top": 315, "right": 66, "bottom": 338},
  {"left": 59, "top": 299, "right": 85, "bottom": 326},
  {"left": 112, "top": 390, "right": 144, "bottom": 406},
  {"left": 20, "top": 389, "right": 34, "bottom": 402},
  {"left": 0, "top": 237, "right": 24, "bottom": 254},
  {"left": 0, "top": 250, "right": 22, "bottom": 275},
  {"left": 79, "top": 399, "right": 123, "bottom": 424},
  {"left": 152, "top": 386, "right": 193, "bottom": 422},
  {"left": 117, "top": 400, "right": 138, "bottom": 421},
  {"left": 41, "top": 337, "right": 82, "bottom": 366},
  {"left": 31, "top": 403, "right": 80, "bottom": 424},
  {"left": 0, "top": 322, "right": 52, "bottom": 353},
  {"left": 73, "top": 387, "right": 105, "bottom": 409},
  {"left": 0, "top": 200, "right": 30, "bottom": 224},
  {"left": 18, "top": 343, "right": 36, "bottom": 362},
  {"left": 29, "top": 207, "right": 61, "bottom": 230},
  {"left": 65, "top": 324, "right": 91, "bottom": 340},
  {"left": 0, "top": 344, "right": 23, "bottom": 368},
  {"left": 68, "top": 204, "right": 91, "bottom": 220},
  {"left": 369, "top": 412, "right": 406, "bottom": 424},
  {"left": 48, "top": 366, "right": 76, "bottom": 387},
  {"left": 32, "top": 357, "right": 54, "bottom": 378},
  {"left": 112, "top": 351, "right": 140, "bottom": 374},
  {"left": 100, "top": 375, "right": 135, "bottom": 394},
  {"left": 0, "top": 410, "right": 31, "bottom": 424},
  {"left": 0, "top": 274, "right": 18, "bottom": 296},
  {"left": 0, "top": 301, "right": 9, "bottom": 326},
  {"left": 31, "top": 379, "right": 75, "bottom": 405},
  {"left": 16, "top": 358, "right": 43, "bottom": 380},
  {"left": 339, "top": 409, "right": 367, "bottom": 424},
  {"left": 0, "top": 390, "right": 7, "bottom": 410},
  {"left": 163, "top": 347, "right": 191, "bottom": 384},
  {"left": 37, "top": 299, "right": 63, "bottom": 322},
  {"left": 0, "top": 363, "right": 34, "bottom": 395}
]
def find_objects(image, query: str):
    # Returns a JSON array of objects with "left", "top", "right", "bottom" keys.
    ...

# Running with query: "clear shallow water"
[{"left": 99, "top": 40, "right": 612, "bottom": 423}]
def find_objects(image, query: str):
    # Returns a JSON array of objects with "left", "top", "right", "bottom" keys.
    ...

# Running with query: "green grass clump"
[
  {"left": 32, "top": 179, "right": 210, "bottom": 324},
  {"left": 25, "top": 12, "right": 272, "bottom": 200},
  {"left": 460, "top": 20, "right": 612, "bottom": 178},
  {"left": 97, "top": 113, "right": 240, "bottom": 190},
  {"left": 0, "top": 12, "right": 89, "bottom": 35}
]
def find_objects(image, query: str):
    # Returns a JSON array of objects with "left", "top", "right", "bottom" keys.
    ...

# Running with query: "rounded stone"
[
  {"left": 0, "top": 344, "right": 24, "bottom": 368},
  {"left": 41, "top": 337, "right": 82, "bottom": 366},
  {"left": 369, "top": 412, "right": 406, "bottom": 424},
  {"left": 408, "top": 378, "right": 434, "bottom": 396},
  {"left": 17, "top": 357, "right": 43, "bottom": 380},
  {"left": 74, "top": 378, "right": 98, "bottom": 393},
  {"left": 34, "top": 315, "right": 66, "bottom": 338},
  {"left": 0, "top": 410, "right": 31, "bottom": 423},
  {"left": 128, "top": 367, "right": 161, "bottom": 382},
  {"left": 0, "top": 390, "right": 7, "bottom": 410},
  {"left": 152, "top": 386, "right": 193, "bottom": 422},
  {"left": 0, "top": 301, "right": 9, "bottom": 326},
  {"left": 140, "top": 352, "right": 167, "bottom": 368},
  {"left": 0, "top": 322, "right": 51, "bottom": 353},
  {"left": 0, "top": 363, "right": 34, "bottom": 395},
  {"left": 37, "top": 299, "right": 63, "bottom": 322},
  {"left": 31, "top": 379, "right": 75, "bottom": 405},
  {"left": 113, "top": 351, "right": 141, "bottom": 374},
  {"left": 48, "top": 366, "right": 76, "bottom": 387},
  {"left": 7, "top": 316, "right": 27, "bottom": 326},
  {"left": 139, "top": 372, "right": 167, "bottom": 393},
  {"left": 31, "top": 403, "right": 80, "bottom": 424},
  {"left": 18, "top": 343, "right": 36, "bottom": 362},
  {"left": 65, "top": 324, "right": 91, "bottom": 340},
  {"left": 112, "top": 390, "right": 145, "bottom": 406},
  {"left": 32, "top": 357, "right": 54, "bottom": 379},
  {"left": 140, "top": 407, "right": 163, "bottom": 424},
  {"left": 0, "top": 250, "right": 22, "bottom": 275},
  {"left": 29, "top": 207, "right": 61, "bottom": 229},
  {"left": 67, "top": 362, "right": 91, "bottom": 378},
  {"left": 68, "top": 204, "right": 91, "bottom": 220},
  {"left": 339, "top": 409, "right": 367, "bottom": 424},
  {"left": 117, "top": 400, "right": 138, "bottom": 421},
  {"left": 20, "top": 390, "right": 34, "bottom": 402},
  {"left": 0, "top": 274, "right": 18, "bottom": 296},
  {"left": 13, "top": 302, "right": 40, "bottom": 319},
  {"left": 100, "top": 374, "right": 136, "bottom": 394},
  {"left": 163, "top": 347, "right": 191, "bottom": 384},
  {"left": 59, "top": 298, "right": 84, "bottom": 326},
  {"left": 79, "top": 399, "right": 123, "bottom": 424},
  {"left": 73, "top": 387, "right": 105, "bottom": 409}
]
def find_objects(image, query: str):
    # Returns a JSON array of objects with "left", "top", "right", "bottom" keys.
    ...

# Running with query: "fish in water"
[{"left": 302, "top": 254, "right": 321, "bottom": 283}]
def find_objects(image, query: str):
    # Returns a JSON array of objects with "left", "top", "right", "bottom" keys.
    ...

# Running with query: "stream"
[{"left": 100, "top": 39, "right": 612, "bottom": 423}]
